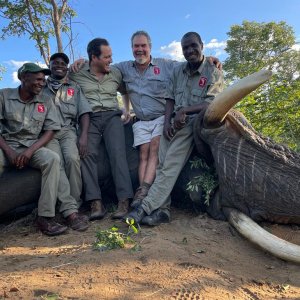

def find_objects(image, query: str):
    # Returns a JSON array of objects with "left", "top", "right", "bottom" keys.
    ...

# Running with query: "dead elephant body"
[{"left": 194, "top": 70, "right": 300, "bottom": 263}]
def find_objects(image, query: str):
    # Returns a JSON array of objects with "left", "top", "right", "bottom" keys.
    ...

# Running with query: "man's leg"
[
  {"left": 58, "top": 129, "right": 82, "bottom": 207},
  {"left": 103, "top": 112, "right": 133, "bottom": 218},
  {"left": 46, "top": 139, "right": 78, "bottom": 218},
  {"left": 29, "top": 147, "right": 68, "bottom": 236},
  {"left": 81, "top": 113, "right": 106, "bottom": 220},
  {"left": 128, "top": 122, "right": 195, "bottom": 224},
  {"left": 138, "top": 142, "right": 150, "bottom": 184}
]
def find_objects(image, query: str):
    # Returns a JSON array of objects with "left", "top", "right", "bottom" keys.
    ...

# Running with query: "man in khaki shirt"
[
  {"left": 69, "top": 38, "right": 133, "bottom": 220},
  {"left": 43, "top": 52, "right": 92, "bottom": 209},
  {"left": 0, "top": 63, "right": 87, "bottom": 235},
  {"left": 127, "top": 32, "right": 224, "bottom": 226}
]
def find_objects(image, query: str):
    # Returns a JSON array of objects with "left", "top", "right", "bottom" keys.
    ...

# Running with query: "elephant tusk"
[
  {"left": 204, "top": 69, "right": 272, "bottom": 127},
  {"left": 223, "top": 207, "right": 300, "bottom": 264}
]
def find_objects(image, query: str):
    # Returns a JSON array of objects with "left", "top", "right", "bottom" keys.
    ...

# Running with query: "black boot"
[{"left": 124, "top": 205, "right": 146, "bottom": 224}]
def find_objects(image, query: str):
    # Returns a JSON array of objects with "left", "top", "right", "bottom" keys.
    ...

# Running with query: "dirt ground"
[{"left": 0, "top": 208, "right": 300, "bottom": 300}]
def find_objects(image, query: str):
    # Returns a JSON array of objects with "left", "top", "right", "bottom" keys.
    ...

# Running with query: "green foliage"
[
  {"left": 0, "top": 0, "right": 76, "bottom": 64},
  {"left": 186, "top": 157, "right": 218, "bottom": 206},
  {"left": 93, "top": 223, "right": 139, "bottom": 252},
  {"left": 223, "top": 21, "right": 300, "bottom": 150}
]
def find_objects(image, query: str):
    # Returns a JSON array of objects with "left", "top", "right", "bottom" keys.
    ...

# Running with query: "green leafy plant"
[
  {"left": 93, "top": 222, "right": 139, "bottom": 252},
  {"left": 186, "top": 156, "right": 218, "bottom": 206}
]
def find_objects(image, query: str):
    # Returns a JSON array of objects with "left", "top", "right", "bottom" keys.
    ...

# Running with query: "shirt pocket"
[
  {"left": 147, "top": 77, "right": 166, "bottom": 98},
  {"left": 60, "top": 100, "right": 77, "bottom": 119},
  {"left": 31, "top": 112, "right": 45, "bottom": 134},
  {"left": 190, "top": 88, "right": 205, "bottom": 104},
  {"left": 5, "top": 112, "right": 23, "bottom": 132}
]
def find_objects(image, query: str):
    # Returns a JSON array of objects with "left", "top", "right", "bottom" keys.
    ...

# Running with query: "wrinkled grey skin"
[{"left": 193, "top": 109, "right": 300, "bottom": 224}]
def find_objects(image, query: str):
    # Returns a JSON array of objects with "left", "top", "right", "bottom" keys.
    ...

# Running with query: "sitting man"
[
  {"left": 126, "top": 32, "right": 224, "bottom": 226},
  {"left": 43, "top": 52, "right": 92, "bottom": 208},
  {"left": 69, "top": 38, "right": 134, "bottom": 220},
  {"left": 0, "top": 63, "right": 88, "bottom": 235}
]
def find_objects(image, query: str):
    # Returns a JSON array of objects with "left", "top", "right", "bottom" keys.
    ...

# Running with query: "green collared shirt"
[
  {"left": 0, "top": 87, "right": 61, "bottom": 148},
  {"left": 68, "top": 62, "right": 125, "bottom": 112},
  {"left": 167, "top": 57, "right": 224, "bottom": 111},
  {"left": 43, "top": 78, "right": 92, "bottom": 129}
]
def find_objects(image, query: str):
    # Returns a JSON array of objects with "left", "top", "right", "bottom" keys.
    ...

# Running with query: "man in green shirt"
[
  {"left": 43, "top": 52, "right": 92, "bottom": 208},
  {"left": 69, "top": 38, "right": 133, "bottom": 220},
  {"left": 0, "top": 63, "right": 87, "bottom": 235}
]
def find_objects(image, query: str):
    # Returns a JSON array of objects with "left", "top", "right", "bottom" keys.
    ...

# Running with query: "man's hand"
[
  {"left": 121, "top": 111, "right": 131, "bottom": 124},
  {"left": 78, "top": 133, "right": 88, "bottom": 158},
  {"left": 15, "top": 148, "right": 34, "bottom": 169},
  {"left": 163, "top": 122, "right": 174, "bottom": 141},
  {"left": 5, "top": 148, "right": 18, "bottom": 166},
  {"left": 173, "top": 108, "right": 187, "bottom": 130},
  {"left": 69, "top": 58, "right": 85, "bottom": 73},
  {"left": 207, "top": 56, "right": 222, "bottom": 71}
]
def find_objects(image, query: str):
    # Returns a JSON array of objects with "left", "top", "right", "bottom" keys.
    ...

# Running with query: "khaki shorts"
[{"left": 132, "top": 115, "right": 165, "bottom": 147}]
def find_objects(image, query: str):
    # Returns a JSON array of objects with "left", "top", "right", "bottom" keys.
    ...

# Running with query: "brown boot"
[
  {"left": 90, "top": 199, "right": 107, "bottom": 221},
  {"left": 36, "top": 216, "right": 68, "bottom": 236},
  {"left": 66, "top": 212, "right": 89, "bottom": 231},
  {"left": 131, "top": 185, "right": 150, "bottom": 208},
  {"left": 111, "top": 198, "right": 129, "bottom": 219}
]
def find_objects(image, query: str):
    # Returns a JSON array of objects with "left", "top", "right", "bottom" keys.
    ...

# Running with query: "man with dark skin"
[
  {"left": 126, "top": 32, "right": 224, "bottom": 226},
  {"left": 43, "top": 53, "right": 92, "bottom": 209},
  {"left": 0, "top": 63, "right": 74, "bottom": 235}
]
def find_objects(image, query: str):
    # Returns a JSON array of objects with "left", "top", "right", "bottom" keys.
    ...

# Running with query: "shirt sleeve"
[
  {"left": 204, "top": 69, "right": 224, "bottom": 103},
  {"left": 76, "top": 86, "right": 92, "bottom": 117},
  {"left": 165, "top": 67, "right": 176, "bottom": 100}
]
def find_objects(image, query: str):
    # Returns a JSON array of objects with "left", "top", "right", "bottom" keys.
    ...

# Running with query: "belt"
[{"left": 134, "top": 116, "right": 157, "bottom": 122}]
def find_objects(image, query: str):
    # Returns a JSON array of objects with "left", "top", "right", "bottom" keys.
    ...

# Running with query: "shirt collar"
[
  {"left": 183, "top": 55, "right": 207, "bottom": 75},
  {"left": 8, "top": 87, "right": 46, "bottom": 103},
  {"left": 132, "top": 56, "right": 155, "bottom": 68}
]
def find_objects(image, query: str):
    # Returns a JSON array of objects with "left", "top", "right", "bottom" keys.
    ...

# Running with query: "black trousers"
[{"left": 81, "top": 110, "right": 133, "bottom": 202}]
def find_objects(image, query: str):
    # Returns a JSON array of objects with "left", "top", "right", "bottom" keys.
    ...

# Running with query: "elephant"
[{"left": 193, "top": 70, "right": 300, "bottom": 263}]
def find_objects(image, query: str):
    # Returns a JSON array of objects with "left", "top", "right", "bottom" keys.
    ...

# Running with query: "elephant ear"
[{"left": 204, "top": 69, "right": 272, "bottom": 128}]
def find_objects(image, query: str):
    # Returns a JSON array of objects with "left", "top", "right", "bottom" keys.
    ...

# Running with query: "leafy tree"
[
  {"left": 0, "top": 0, "right": 76, "bottom": 64},
  {"left": 224, "top": 21, "right": 300, "bottom": 150}
]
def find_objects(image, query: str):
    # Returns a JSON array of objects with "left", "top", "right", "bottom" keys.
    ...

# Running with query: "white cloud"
[
  {"left": 5, "top": 60, "right": 48, "bottom": 84},
  {"left": 160, "top": 40, "right": 184, "bottom": 61},
  {"left": 185, "top": 14, "right": 191, "bottom": 19},
  {"left": 204, "top": 38, "right": 227, "bottom": 57},
  {"left": 160, "top": 38, "right": 227, "bottom": 60}
]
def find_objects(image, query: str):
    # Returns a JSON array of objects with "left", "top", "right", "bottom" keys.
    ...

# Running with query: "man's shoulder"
[{"left": 110, "top": 66, "right": 122, "bottom": 78}]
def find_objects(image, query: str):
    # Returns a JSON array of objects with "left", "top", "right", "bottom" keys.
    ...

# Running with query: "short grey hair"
[{"left": 131, "top": 30, "right": 152, "bottom": 48}]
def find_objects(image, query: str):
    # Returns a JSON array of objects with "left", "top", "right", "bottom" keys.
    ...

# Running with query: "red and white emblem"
[
  {"left": 199, "top": 76, "right": 207, "bottom": 87},
  {"left": 37, "top": 104, "right": 45, "bottom": 113},
  {"left": 153, "top": 66, "right": 160, "bottom": 75},
  {"left": 67, "top": 88, "right": 75, "bottom": 96}
]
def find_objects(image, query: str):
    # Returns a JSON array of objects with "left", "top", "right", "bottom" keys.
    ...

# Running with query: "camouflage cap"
[{"left": 18, "top": 63, "right": 51, "bottom": 79}]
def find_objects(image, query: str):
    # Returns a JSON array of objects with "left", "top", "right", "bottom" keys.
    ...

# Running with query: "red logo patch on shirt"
[
  {"left": 153, "top": 66, "right": 160, "bottom": 75},
  {"left": 37, "top": 104, "right": 45, "bottom": 113},
  {"left": 199, "top": 77, "right": 207, "bottom": 87},
  {"left": 67, "top": 88, "right": 75, "bottom": 96}
]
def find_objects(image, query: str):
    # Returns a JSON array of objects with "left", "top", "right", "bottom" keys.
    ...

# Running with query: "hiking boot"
[
  {"left": 111, "top": 198, "right": 129, "bottom": 219},
  {"left": 66, "top": 212, "right": 89, "bottom": 231},
  {"left": 124, "top": 205, "right": 146, "bottom": 224},
  {"left": 141, "top": 209, "right": 170, "bottom": 226},
  {"left": 90, "top": 199, "right": 106, "bottom": 221},
  {"left": 36, "top": 216, "right": 68, "bottom": 236},
  {"left": 131, "top": 185, "right": 149, "bottom": 209}
]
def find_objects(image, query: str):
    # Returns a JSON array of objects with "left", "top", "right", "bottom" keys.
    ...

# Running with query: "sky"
[{"left": 0, "top": 0, "right": 299, "bottom": 88}]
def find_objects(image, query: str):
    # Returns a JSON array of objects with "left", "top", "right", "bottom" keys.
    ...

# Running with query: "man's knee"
[{"left": 64, "top": 152, "right": 80, "bottom": 167}]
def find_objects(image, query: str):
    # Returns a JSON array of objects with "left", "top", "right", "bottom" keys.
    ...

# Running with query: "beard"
[{"left": 135, "top": 56, "right": 149, "bottom": 65}]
